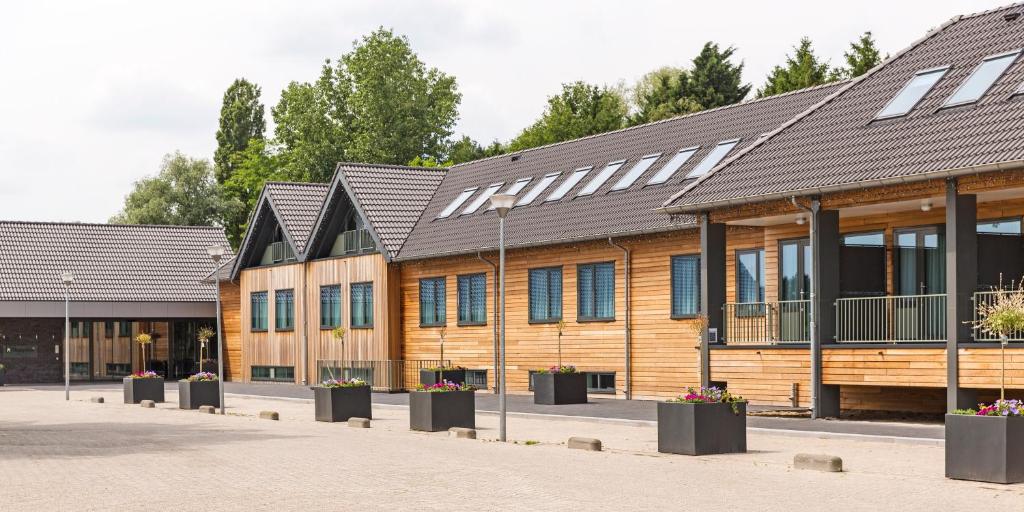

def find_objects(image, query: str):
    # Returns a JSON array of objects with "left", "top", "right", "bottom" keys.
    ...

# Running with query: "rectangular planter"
[
  {"left": 533, "top": 372, "right": 587, "bottom": 405},
  {"left": 419, "top": 369, "right": 466, "bottom": 387},
  {"left": 178, "top": 379, "right": 220, "bottom": 409},
  {"left": 314, "top": 385, "right": 372, "bottom": 422},
  {"left": 945, "top": 414, "right": 1024, "bottom": 484},
  {"left": 123, "top": 377, "right": 165, "bottom": 404},
  {"left": 409, "top": 390, "right": 475, "bottom": 432},
  {"left": 657, "top": 401, "right": 747, "bottom": 455}
]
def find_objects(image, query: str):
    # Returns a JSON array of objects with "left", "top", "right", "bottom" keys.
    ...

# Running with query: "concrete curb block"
[
  {"left": 794, "top": 453, "right": 843, "bottom": 472},
  {"left": 449, "top": 427, "right": 476, "bottom": 439},
  {"left": 90, "top": 397, "right": 104, "bottom": 404},
  {"left": 140, "top": 400, "right": 155, "bottom": 408},
  {"left": 259, "top": 411, "right": 280, "bottom": 421},
  {"left": 198, "top": 405, "right": 216, "bottom": 414},
  {"left": 348, "top": 417, "right": 371, "bottom": 428},
  {"left": 568, "top": 437, "right": 602, "bottom": 451}
]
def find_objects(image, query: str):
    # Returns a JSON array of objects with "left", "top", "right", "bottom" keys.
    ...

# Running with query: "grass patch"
[{"left": 524, "top": 440, "right": 540, "bottom": 446}]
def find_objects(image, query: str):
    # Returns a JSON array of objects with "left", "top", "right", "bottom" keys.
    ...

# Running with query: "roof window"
[
  {"left": 577, "top": 161, "right": 626, "bottom": 196},
  {"left": 461, "top": 182, "right": 504, "bottom": 215},
  {"left": 646, "top": 147, "right": 699, "bottom": 185},
  {"left": 545, "top": 167, "right": 591, "bottom": 202},
  {"left": 516, "top": 172, "right": 560, "bottom": 207},
  {"left": 943, "top": 50, "right": 1020, "bottom": 107},
  {"left": 875, "top": 66, "right": 948, "bottom": 119},
  {"left": 487, "top": 178, "right": 532, "bottom": 211},
  {"left": 437, "top": 187, "right": 477, "bottom": 218},
  {"left": 611, "top": 154, "right": 661, "bottom": 191},
  {"left": 685, "top": 139, "right": 740, "bottom": 179}
]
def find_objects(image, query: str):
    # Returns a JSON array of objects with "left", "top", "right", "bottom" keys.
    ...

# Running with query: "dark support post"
[
  {"left": 700, "top": 213, "right": 726, "bottom": 388},
  {"left": 946, "top": 180, "right": 978, "bottom": 412},
  {"left": 810, "top": 201, "right": 841, "bottom": 418}
]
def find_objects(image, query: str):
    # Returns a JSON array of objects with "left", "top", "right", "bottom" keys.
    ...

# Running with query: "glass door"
[
  {"left": 778, "top": 239, "right": 811, "bottom": 341},
  {"left": 895, "top": 227, "right": 945, "bottom": 340}
]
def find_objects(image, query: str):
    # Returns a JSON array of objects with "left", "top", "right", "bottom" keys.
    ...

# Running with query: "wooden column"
[
  {"left": 946, "top": 179, "right": 978, "bottom": 412},
  {"left": 700, "top": 213, "right": 726, "bottom": 388},
  {"left": 811, "top": 201, "right": 840, "bottom": 418}
]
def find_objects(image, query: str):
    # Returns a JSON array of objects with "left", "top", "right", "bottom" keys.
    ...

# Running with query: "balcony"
[
  {"left": 722, "top": 300, "right": 810, "bottom": 344},
  {"left": 835, "top": 294, "right": 946, "bottom": 343}
]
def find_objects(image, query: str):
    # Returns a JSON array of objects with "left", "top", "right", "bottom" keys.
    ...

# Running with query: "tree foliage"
[
  {"left": 213, "top": 78, "right": 266, "bottom": 184},
  {"left": 686, "top": 42, "right": 751, "bottom": 109},
  {"left": 629, "top": 67, "right": 702, "bottom": 125},
  {"left": 756, "top": 38, "right": 836, "bottom": 98},
  {"left": 272, "top": 71, "right": 351, "bottom": 183},
  {"left": 839, "top": 31, "right": 886, "bottom": 79},
  {"left": 221, "top": 139, "right": 284, "bottom": 247},
  {"left": 110, "top": 152, "right": 230, "bottom": 226},
  {"left": 508, "top": 81, "right": 627, "bottom": 152}
]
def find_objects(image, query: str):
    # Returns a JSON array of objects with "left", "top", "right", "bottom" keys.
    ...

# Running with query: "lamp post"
[
  {"left": 207, "top": 245, "right": 227, "bottom": 415},
  {"left": 61, "top": 272, "right": 74, "bottom": 401},
  {"left": 489, "top": 192, "right": 516, "bottom": 443}
]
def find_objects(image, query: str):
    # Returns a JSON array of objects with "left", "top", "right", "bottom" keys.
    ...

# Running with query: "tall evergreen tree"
[
  {"left": 508, "top": 81, "right": 627, "bottom": 152},
  {"left": 213, "top": 79, "right": 265, "bottom": 184},
  {"left": 839, "top": 31, "right": 886, "bottom": 79},
  {"left": 685, "top": 42, "right": 751, "bottom": 109},
  {"left": 756, "top": 38, "right": 836, "bottom": 98}
]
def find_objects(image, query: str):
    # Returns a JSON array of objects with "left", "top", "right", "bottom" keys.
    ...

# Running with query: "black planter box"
[
  {"left": 123, "top": 377, "right": 165, "bottom": 404},
  {"left": 945, "top": 414, "right": 1024, "bottom": 484},
  {"left": 409, "top": 390, "right": 475, "bottom": 432},
  {"left": 314, "top": 385, "right": 372, "bottom": 422},
  {"left": 533, "top": 372, "right": 587, "bottom": 405},
  {"left": 0, "top": 373, "right": 5, "bottom": 386},
  {"left": 657, "top": 401, "right": 747, "bottom": 455},
  {"left": 419, "top": 369, "right": 466, "bottom": 387},
  {"left": 178, "top": 379, "right": 220, "bottom": 409}
]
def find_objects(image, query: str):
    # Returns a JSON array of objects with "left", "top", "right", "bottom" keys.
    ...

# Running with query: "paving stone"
[
  {"left": 449, "top": 427, "right": 476, "bottom": 439},
  {"left": 794, "top": 453, "right": 843, "bottom": 472},
  {"left": 259, "top": 410, "right": 279, "bottom": 421},
  {"left": 348, "top": 417, "right": 371, "bottom": 428},
  {"left": 568, "top": 437, "right": 601, "bottom": 451}
]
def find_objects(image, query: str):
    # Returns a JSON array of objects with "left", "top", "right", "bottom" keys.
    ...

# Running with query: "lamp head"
[
  {"left": 489, "top": 193, "right": 516, "bottom": 218},
  {"left": 60, "top": 272, "right": 74, "bottom": 286},
  {"left": 207, "top": 244, "right": 226, "bottom": 263}
]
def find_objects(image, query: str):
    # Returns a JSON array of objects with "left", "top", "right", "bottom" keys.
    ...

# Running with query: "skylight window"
[
  {"left": 437, "top": 187, "right": 477, "bottom": 219},
  {"left": 577, "top": 161, "right": 626, "bottom": 196},
  {"left": 645, "top": 147, "right": 699, "bottom": 185},
  {"left": 516, "top": 172, "right": 560, "bottom": 207},
  {"left": 611, "top": 154, "right": 662, "bottom": 191},
  {"left": 875, "top": 67, "right": 949, "bottom": 119},
  {"left": 943, "top": 50, "right": 1021, "bottom": 107},
  {"left": 545, "top": 167, "right": 591, "bottom": 202},
  {"left": 685, "top": 139, "right": 740, "bottom": 179},
  {"left": 461, "top": 182, "right": 504, "bottom": 215},
  {"left": 487, "top": 178, "right": 532, "bottom": 211}
]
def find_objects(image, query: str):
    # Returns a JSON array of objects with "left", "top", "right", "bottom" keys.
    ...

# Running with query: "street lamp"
[
  {"left": 61, "top": 272, "right": 74, "bottom": 401},
  {"left": 489, "top": 192, "right": 516, "bottom": 443},
  {"left": 207, "top": 244, "right": 227, "bottom": 415}
]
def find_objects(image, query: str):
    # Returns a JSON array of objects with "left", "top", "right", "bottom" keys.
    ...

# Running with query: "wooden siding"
[
  {"left": 822, "top": 348, "right": 946, "bottom": 387},
  {"left": 240, "top": 263, "right": 303, "bottom": 382},
  {"left": 219, "top": 282, "right": 242, "bottom": 381},
  {"left": 709, "top": 348, "right": 810, "bottom": 407},
  {"left": 959, "top": 347, "right": 1024, "bottom": 389}
]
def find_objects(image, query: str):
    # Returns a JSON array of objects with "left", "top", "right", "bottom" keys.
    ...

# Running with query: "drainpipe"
[
  {"left": 791, "top": 196, "right": 819, "bottom": 418},
  {"left": 300, "top": 260, "right": 309, "bottom": 386},
  {"left": 478, "top": 251, "right": 499, "bottom": 394},
  {"left": 608, "top": 237, "right": 631, "bottom": 400}
]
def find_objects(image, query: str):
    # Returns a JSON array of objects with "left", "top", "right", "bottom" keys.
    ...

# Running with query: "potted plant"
[
  {"left": 325, "top": 326, "right": 348, "bottom": 381},
  {"left": 419, "top": 327, "right": 465, "bottom": 386},
  {"left": 0, "top": 363, "right": 6, "bottom": 386},
  {"left": 314, "top": 377, "right": 371, "bottom": 422},
  {"left": 409, "top": 380, "right": 476, "bottom": 432},
  {"left": 123, "top": 370, "right": 165, "bottom": 404},
  {"left": 657, "top": 386, "right": 746, "bottom": 455},
  {"left": 178, "top": 371, "right": 219, "bottom": 409},
  {"left": 135, "top": 332, "right": 154, "bottom": 372},
  {"left": 948, "top": 285, "right": 1024, "bottom": 483},
  {"left": 196, "top": 326, "right": 217, "bottom": 373},
  {"left": 533, "top": 365, "right": 587, "bottom": 405}
]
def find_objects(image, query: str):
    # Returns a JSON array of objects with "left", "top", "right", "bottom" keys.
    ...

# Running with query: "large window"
[
  {"left": 275, "top": 289, "right": 294, "bottom": 331},
  {"left": 419, "top": 277, "right": 447, "bottom": 326},
  {"left": 977, "top": 218, "right": 1024, "bottom": 289},
  {"left": 944, "top": 50, "right": 1020, "bottom": 107},
  {"left": 351, "top": 282, "right": 374, "bottom": 328},
  {"left": 671, "top": 255, "right": 701, "bottom": 317},
  {"left": 250, "top": 292, "right": 268, "bottom": 331},
  {"left": 251, "top": 366, "right": 294, "bottom": 382},
  {"left": 876, "top": 67, "right": 948, "bottom": 119},
  {"left": 736, "top": 248, "right": 766, "bottom": 307},
  {"left": 457, "top": 273, "right": 487, "bottom": 325},
  {"left": 840, "top": 231, "right": 886, "bottom": 298},
  {"left": 895, "top": 227, "right": 945, "bottom": 295},
  {"left": 528, "top": 267, "right": 563, "bottom": 323},
  {"left": 577, "top": 262, "right": 615, "bottom": 321},
  {"left": 320, "top": 285, "right": 341, "bottom": 328}
]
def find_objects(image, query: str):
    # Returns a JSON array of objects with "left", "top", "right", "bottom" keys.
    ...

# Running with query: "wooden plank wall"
[
  {"left": 709, "top": 348, "right": 811, "bottom": 407},
  {"left": 959, "top": 347, "right": 1024, "bottom": 389},
  {"left": 240, "top": 264, "right": 302, "bottom": 381},
  {"left": 219, "top": 283, "right": 242, "bottom": 381},
  {"left": 822, "top": 348, "right": 946, "bottom": 387}
]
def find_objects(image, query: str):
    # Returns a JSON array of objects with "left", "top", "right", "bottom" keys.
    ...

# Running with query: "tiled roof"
[
  {"left": 664, "top": 3, "right": 1024, "bottom": 211},
  {"left": 0, "top": 221, "right": 229, "bottom": 302},
  {"left": 336, "top": 163, "right": 447, "bottom": 258},
  {"left": 203, "top": 256, "right": 235, "bottom": 283},
  {"left": 264, "top": 182, "right": 330, "bottom": 253},
  {"left": 394, "top": 82, "right": 842, "bottom": 261}
]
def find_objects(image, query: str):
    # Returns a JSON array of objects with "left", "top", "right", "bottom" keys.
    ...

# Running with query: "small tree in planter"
[
  {"left": 179, "top": 371, "right": 219, "bottom": 409},
  {"left": 533, "top": 364, "right": 587, "bottom": 405},
  {"left": 658, "top": 386, "right": 747, "bottom": 455},
  {"left": 947, "top": 284, "right": 1024, "bottom": 483},
  {"left": 325, "top": 327, "right": 347, "bottom": 381},
  {"left": 123, "top": 370, "right": 165, "bottom": 404},
  {"left": 409, "top": 380, "right": 476, "bottom": 432},
  {"left": 420, "top": 328, "right": 467, "bottom": 386},
  {"left": 135, "top": 332, "right": 153, "bottom": 372},
  {"left": 196, "top": 326, "right": 217, "bottom": 373},
  {"left": 314, "top": 377, "right": 371, "bottom": 422}
]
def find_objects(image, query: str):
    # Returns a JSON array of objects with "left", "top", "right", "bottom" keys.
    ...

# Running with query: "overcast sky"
[{"left": 0, "top": 0, "right": 1009, "bottom": 223}]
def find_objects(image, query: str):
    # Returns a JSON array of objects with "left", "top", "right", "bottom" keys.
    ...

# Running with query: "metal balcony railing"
[
  {"left": 972, "top": 291, "right": 1024, "bottom": 341},
  {"left": 315, "top": 359, "right": 449, "bottom": 391},
  {"left": 722, "top": 300, "right": 810, "bottom": 344},
  {"left": 835, "top": 294, "right": 946, "bottom": 343}
]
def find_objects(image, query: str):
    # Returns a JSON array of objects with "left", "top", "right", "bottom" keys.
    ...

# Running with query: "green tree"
[
  {"left": 272, "top": 69, "right": 352, "bottom": 183},
  {"left": 756, "top": 38, "right": 836, "bottom": 98},
  {"left": 111, "top": 152, "right": 228, "bottom": 226},
  {"left": 685, "top": 42, "right": 751, "bottom": 109},
  {"left": 838, "top": 31, "right": 886, "bottom": 79},
  {"left": 221, "top": 139, "right": 284, "bottom": 248},
  {"left": 213, "top": 78, "right": 266, "bottom": 184},
  {"left": 509, "top": 81, "right": 627, "bottom": 152},
  {"left": 629, "top": 67, "right": 701, "bottom": 126}
]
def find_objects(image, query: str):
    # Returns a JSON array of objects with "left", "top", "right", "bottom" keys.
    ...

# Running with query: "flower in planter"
[
  {"left": 416, "top": 380, "right": 475, "bottom": 392},
  {"left": 129, "top": 370, "right": 161, "bottom": 379},
  {"left": 954, "top": 399, "right": 1024, "bottom": 417},
  {"left": 186, "top": 371, "right": 218, "bottom": 382},
  {"left": 669, "top": 386, "right": 745, "bottom": 414},
  {"left": 425, "top": 365, "right": 466, "bottom": 372},
  {"left": 321, "top": 377, "right": 368, "bottom": 388},
  {"left": 535, "top": 365, "right": 578, "bottom": 374}
]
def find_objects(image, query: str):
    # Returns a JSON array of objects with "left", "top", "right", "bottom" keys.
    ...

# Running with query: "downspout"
[
  {"left": 300, "top": 260, "right": 309, "bottom": 386},
  {"left": 608, "top": 237, "right": 631, "bottom": 400},
  {"left": 478, "top": 252, "right": 499, "bottom": 394},
  {"left": 791, "top": 196, "right": 818, "bottom": 418}
]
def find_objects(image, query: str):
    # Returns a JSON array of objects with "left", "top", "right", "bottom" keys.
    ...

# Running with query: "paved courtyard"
[{"left": 1, "top": 386, "right": 1021, "bottom": 511}]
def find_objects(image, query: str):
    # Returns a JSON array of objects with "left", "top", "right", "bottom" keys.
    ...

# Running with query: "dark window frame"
[
  {"left": 670, "top": 254, "right": 701, "bottom": 319},
  {"left": 586, "top": 372, "right": 616, "bottom": 394},
  {"left": 250, "top": 291, "right": 268, "bottom": 332},
  {"left": 419, "top": 277, "right": 447, "bottom": 327},
  {"left": 528, "top": 266, "right": 564, "bottom": 324},
  {"left": 250, "top": 365, "right": 295, "bottom": 382},
  {"left": 577, "top": 261, "right": 616, "bottom": 322},
  {"left": 350, "top": 282, "right": 374, "bottom": 329},
  {"left": 735, "top": 248, "right": 766, "bottom": 317},
  {"left": 457, "top": 273, "right": 488, "bottom": 326},
  {"left": 118, "top": 321, "right": 132, "bottom": 338},
  {"left": 274, "top": 289, "right": 295, "bottom": 331},
  {"left": 319, "top": 285, "right": 342, "bottom": 329}
]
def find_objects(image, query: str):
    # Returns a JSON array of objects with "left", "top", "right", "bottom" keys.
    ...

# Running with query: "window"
[
  {"left": 577, "top": 160, "right": 626, "bottom": 196},
  {"left": 516, "top": 172, "right": 560, "bottom": 207},
  {"left": 978, "top": 218, "right": 1022, "bottom": 235},
  {"left": 462, "top": 182, "right": 504, "bottom": 215},
  {"left": 840, "top": 232, "right": 886, "bottom": 299},
  {"left": 944, "top": 50, "right": 1020, "bottom": 107},
  {"left": 686, "top": 139, "right": 740, "bottom": 178},
  {"left": 70, "top": 322, "right": 79, "bottom": 337},
  {"left": 646, "top": 147, "right": 699, "bottom": 185},
  {"left": 671, "top": 255, "right": 701, "bottom": 317},
  {"left": 488, "top": 178, "right": 532, "bottom": 210},
  {"left": 842, "top": 232, "right": 885, "bottom": 246},
  {"left": 586, "top": 372, "right": 616, "bottom": 393},
  {"left": 419, "top": 277, "right": 447, "bottom": 326},
  {"left": 465, "top": 369, "right": 488, "bottom": 389},
  {"left": 977, "top": 218, "right": 1024, "bottom": 289},
  {"left": 437, "top": 187, "right": 478, "bottom": 218},
  {"left": 250, "top": 292, "right": 268, "bottom": 331},
  {"left": 545, "top": 167, "right": 591, "bottom": 202},
  {"left": 736, "top": 249, "right": 766, "bottom": 316},
  {"left": 118, "top": 321, "right": 131, "bottom": 337},
  {"left": 457, "top": 273, "right": 487, "bottom": 325},
  {"left": 611, "top": 154, "right": 661, "bottom": 191},
  {"left": 251, "top": 366, "right": 294, "bottom": 382},
  {"left": 876, "top": 67, "right": 949, "bottom": 119},
  {"left": 104, "top": 321, "right": 114, "bottom": 338},
  {"left": 351, "top": 282, "right": 374, "bottom": 328},
  {"left": 275, "top": 289, "right": 294, "bottom": 331},
  {"left": 528, "top": 267, "right": 563, "bottom": 322},
  {"left": 320, "top": 285, "right": 341, "bottom": 328},
  {"left": 577, "top": 262, "right": 615, "bottom": 321}
]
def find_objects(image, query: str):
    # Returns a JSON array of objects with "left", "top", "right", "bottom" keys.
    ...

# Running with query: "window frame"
[
  {"left": 437, "top": 187, "right": 479, "bottom": 219},
  {"left": 670, "top": 254, "right": 701, "bottom": 319},
  {"left": 610, "top": 153, "right": 662, "bottom": 191},
  {"left": 528, "top": 266, "right": 564, "bottom": 324},
  {"left": 461, "top": 182, "right": 504, "bottom": 215},
  {"left": 419, "top": 277, "right": 448, "bottom": 327},
  {"left": 118, "top": 321, "right": 132, "bottom": 338},
  {"left": 516, "top": 172, "right": 560, "bottom": 207},
  {"left": 350, "top": 282, "right": 374, "bottom": 329},
  {"left": 576, "top": 160, "right": 626, "bottom": 197},
  {"left": 250, "top": 291, "right": 268, "bottom": 332},
  {"left": 943, "top": 50, "right": 1021, "bottom": 108},
  {"left": 735, "top": 248, "right": 766, "bottom": 317},
  {"left": 251, "top": 365, "right": 295, "bottom": 382},
  {"left": 274, "top": 289, "right": 295, "bottom": 331},
  {"left": 646, "top": 146, "right": 699, "bottom": 185},
  {"left": 586, "top": 372, "right": 616, "bottom": 394},
  {"left": 576, "top": 261, "right": 616, "bottom": 322},
  {"left": 685, "top": 139, "right": 740, "bottom": 179},
  {"left": 977, "top": 216, "right": 1023, "bottom": 236},
  {"left": 319, "top": 284, "right": 342, "bottom": 329},
  {"left": 457, "top": 273, "right": 488, "bottom": 327},
  {"left": 544, "top": 167, "right": 591, "bottom": 202},
  {"left": 875, "top": 66, "right": 950, "bottom": 120}
]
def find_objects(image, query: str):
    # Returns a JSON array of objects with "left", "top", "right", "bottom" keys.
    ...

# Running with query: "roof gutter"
[
  {"left": 607, "top": 237, "right": 631, "bottom": 400},
  {"left": 478, "top": 251, "right": 499, "bottom": 394}
]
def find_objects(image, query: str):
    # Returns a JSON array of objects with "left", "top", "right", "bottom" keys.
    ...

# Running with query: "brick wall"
[{"left": 0, "top": 318, "right": 65, "bottom": 384}]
